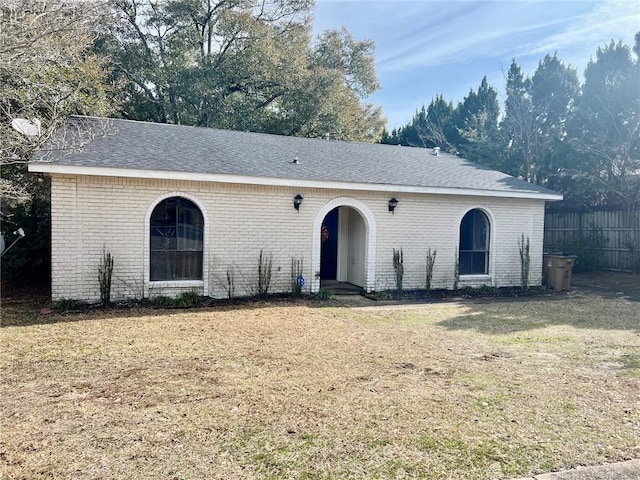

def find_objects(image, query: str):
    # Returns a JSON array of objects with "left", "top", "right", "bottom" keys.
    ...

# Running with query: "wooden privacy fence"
[{"left": 544, "top": 207, "right": 640, "bottom": 273}]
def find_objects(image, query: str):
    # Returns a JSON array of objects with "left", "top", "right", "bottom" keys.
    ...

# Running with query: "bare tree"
[
  {"left": 0, "top": 0, "right": 114, "bottom": 202},
  {"left": 412, "top": 114, "right": 456, "bottom": 152}
]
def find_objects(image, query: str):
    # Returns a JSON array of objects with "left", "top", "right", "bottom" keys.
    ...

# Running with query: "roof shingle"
[{"left": 31, "top": 116, "right": 559, "bottom": 198}]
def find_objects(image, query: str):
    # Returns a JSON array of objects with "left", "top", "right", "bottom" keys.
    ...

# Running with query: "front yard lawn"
[{"left": 1, "top": 291, "right": 639, "bottom": 479}]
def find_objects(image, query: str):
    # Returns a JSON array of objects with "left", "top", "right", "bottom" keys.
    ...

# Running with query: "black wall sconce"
[
  {"left": 293, "top": 194, "right": 304, "bottom": 211},
  {"left": 388, "top": 197, "right": 398, "bottom": 214}
]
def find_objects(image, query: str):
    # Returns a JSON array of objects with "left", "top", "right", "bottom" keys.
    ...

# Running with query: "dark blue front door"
[{"left": 320, "top": 207, "right": 339, "bottom": 280}]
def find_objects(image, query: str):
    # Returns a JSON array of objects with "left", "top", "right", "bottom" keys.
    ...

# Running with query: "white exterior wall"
[
  {"left": 372, "top": 194, "right": 545, "bottom": 291},
  {"left": 50, "top": 174, "right": 546, "bottom": 301}
]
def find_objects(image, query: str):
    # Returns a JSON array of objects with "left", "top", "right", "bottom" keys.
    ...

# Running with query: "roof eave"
[{"left": 28, "top": 162, "right": 564, "bottom": 201}]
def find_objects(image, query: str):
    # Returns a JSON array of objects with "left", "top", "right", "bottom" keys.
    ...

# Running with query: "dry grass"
[{"left": 1, "top": 292, "right": 639, "bottom": 479}]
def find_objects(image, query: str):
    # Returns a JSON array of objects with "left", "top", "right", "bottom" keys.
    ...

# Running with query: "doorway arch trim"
[{"left": 312, "top": 197, "right": 377, "bottom": 293}]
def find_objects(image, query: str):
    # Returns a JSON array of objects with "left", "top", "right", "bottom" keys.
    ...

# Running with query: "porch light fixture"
[
  {"left": 388, "top": 197, "right": 398, "bottom": 214},
  {"left": 293, "top": 194, "right": 304, "bottom": 211}
]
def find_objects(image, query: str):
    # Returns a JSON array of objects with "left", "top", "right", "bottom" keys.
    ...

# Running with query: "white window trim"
[
  {"left": 148, "top": 280, "right": 204, "bottom": 288},
  {"left": 144, "top": 192, "right": 209, "bottom": 297},
  {"left": 459, "top": 274, "right": 492, "bottom": 282}
]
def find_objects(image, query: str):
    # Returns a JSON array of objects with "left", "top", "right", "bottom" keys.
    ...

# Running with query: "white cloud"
[
  {"left": 312, "top": 0, "right": 639, "bottom": 128},
  {"left": 316, "top": 1, "right": 637, "bottom": 73},
  {"left": 374, "top": 2, "right": 597, "bottom": 72},
  {"left": 525, "top": 0, "right": 639, "bottom": 56}
]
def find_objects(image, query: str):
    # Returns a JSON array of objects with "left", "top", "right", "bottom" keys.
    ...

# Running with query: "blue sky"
[{"left": 313, "top": 0, "right": 640, "bottom": 130}]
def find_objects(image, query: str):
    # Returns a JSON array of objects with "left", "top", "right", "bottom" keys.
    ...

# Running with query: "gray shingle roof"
[{"left": 32, "top": 115, "right": 559, "bottom": 198}]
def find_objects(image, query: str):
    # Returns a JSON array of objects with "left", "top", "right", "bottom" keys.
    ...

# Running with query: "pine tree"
[
  {"left": 453, "top": 76, "right": 501, "bottom": 167},
  {"left": 568, "top": 39, "right": 640, "bottom": 208}
]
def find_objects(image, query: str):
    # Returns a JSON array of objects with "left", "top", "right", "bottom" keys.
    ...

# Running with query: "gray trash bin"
[{"left": 543, "top": 254, "right": 577, "bottom": 291}]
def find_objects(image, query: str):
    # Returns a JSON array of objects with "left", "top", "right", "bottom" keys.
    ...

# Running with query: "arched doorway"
[
  {"left": 320, "top": 206, "right": 366, "bottom": 288},
  {"left": 312, "top": 197, "right": 376, "bottom": 293}
]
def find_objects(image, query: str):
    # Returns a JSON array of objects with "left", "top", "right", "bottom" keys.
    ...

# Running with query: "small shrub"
[
  {"left": 373, "top": 290, "right": 391, "bottom": 300},
  {"left": 151, "top": 292, "right": 203, "bottom": 308},
  {"left": 175, "top": 290, "right": 203, "bottom": 307},
  {"left": 476, "top": 284, "right": 499, "bottom": 295},
  {"left": 393, "top": 248, "right": 404, "bottom": 295},
  {"left": 518, "top": 234, "right": 531, "bottom": 290},
  {"left": 257, "top": 249, "right": 273, "bottom": 298},
  {"left": 151, "top": 295, "right": 175, "bottom": 307},
  {"left": 226, "top": 267, "right": 235, "bottom": 299},
  {"left": 316, "top": 289, "right": 334, "bottom": 300},
  {"left": 98, "top": 248, "right": 114, "bottom": 306},
  {"left": 291, "top": 257, "right": 304, "bottom": 295},
  {"left": 453, "top": 249, "right": 460, "bottom": 291},
  {"left": 53, "top": 298, "right": 85, "bottom": 311},
  {"left": 425, "top": 248, "right": 437, "bottom": 291}
]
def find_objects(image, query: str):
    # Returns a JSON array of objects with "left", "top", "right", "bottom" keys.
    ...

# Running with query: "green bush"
[
  {"left": 151, "top": 295, "right": 175, "bottom": 307},
  {"left": 175, "top": 291, "right": 203, "bottom": 307},
  {"left": 373, "top": 290, "right": 391, "bottom": 300},
  {"left": 53, "top": 298, "right": 85, "bottom": 311},
  {"left": 316, "top": 289, "right": 334, "bottom": 300},
  {"left": 475, "top": 284, "right": 499, "bottom": 295},
  {"left": 151, "top": 291, "right": 203, "bottom": 308}
]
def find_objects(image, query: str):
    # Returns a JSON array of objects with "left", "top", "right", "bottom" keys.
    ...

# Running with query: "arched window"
[
  {"left": 459, "top": 209, "right": 490, "bottom": 275},
  {"left": 150, "top": 197, "right": 204, "bottom": 281}
]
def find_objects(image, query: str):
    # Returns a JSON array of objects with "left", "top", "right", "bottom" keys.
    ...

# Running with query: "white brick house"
[{"left": 29, "top": 116, "right": 561, "bottom": 302}]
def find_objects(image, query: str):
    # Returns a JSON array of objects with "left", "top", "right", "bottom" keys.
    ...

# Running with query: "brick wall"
[
  {"left": 373, "top": 194, "right": 544, "bottom": 291},
  {"left": 50, "top": 174, "right": 546, "bottom": 301}
]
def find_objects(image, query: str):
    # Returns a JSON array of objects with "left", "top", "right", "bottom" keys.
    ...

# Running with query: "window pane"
[
  {"left": 459, "top": 251, "right": 473, "bottom": 275},
  {"left": 150, "top": 251, "right": 174, "bottom": 281},
  {"left": 150, "top": 200, "right": 176, "bottom": 224},
  {"left": 460, "top": 213, "right": 474, "bottom": 250},
  {"left": 472, "top": 211, "right": 488, "bottom": 250},
  {"left": 150, "top": 225, "right": 177, "bottom": 250},
  {"left": 150, "top": 251, "right": 203, "bottom": 281},
  {"left": 174, "top": 251, "right": 203, "bottom": 279},
  {"left": 471, "top": 252, "right": 486, "bottom": 274}
]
